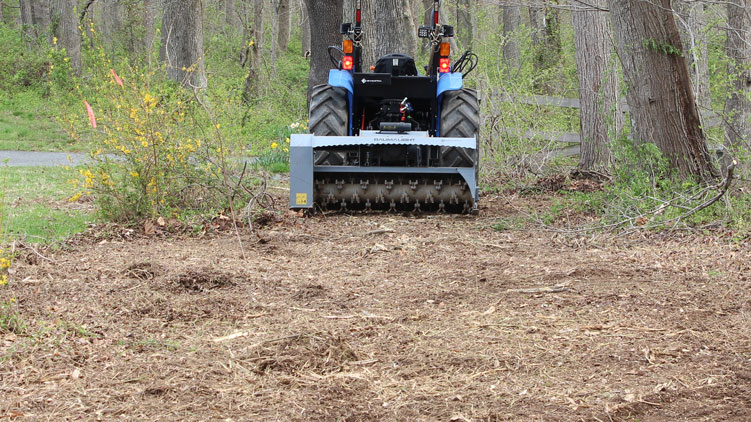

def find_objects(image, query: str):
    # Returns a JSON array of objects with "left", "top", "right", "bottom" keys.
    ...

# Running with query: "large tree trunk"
[
  {"left": 361, "top": 0, "right": 417, "bottom": 69},
  {"left": 20, "top": 0, "right": 37, "bottom": 40},
  {"left": 724, "top": 0, "right": 751, "bottom": 150},
  {"left": 502, "top": 5, "right": 521, "bottom": 77},
  {"left": 51, "top": 0, "right": 81, "bottom": 75},
  {"left": 303, "top": 0, "right": 343, "bottom": 99},
  {"left": 674, "top": 1, "right": 712, "bottom": 116},
  {"left": 225, "top": 0, "right": 237, "bottom": 28},
  {"left": 161, "top": 0, "right": 207, "bottom": 89},
  {"left": 456, "top": 0, "right": 472, "bottom": 50},
  {"left": 276, "top": 0, "right": 290, "bottom": 52},
  {"left": 31, "top": 0, "right": 50, "bottom": 35},
  {"left": 100, "top": 0, "right": 123, "bottom": 48},
  {"left": 572, "top": 0, "right": 622, "bottom": 172},
  {"left": 143, "top": 0, "right": 157, "bottom": 58},
  {"left": 608, "top": 0, "right": 717, "bottom": 181}
]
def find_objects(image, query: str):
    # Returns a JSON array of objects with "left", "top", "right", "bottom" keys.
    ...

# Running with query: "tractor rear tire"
[
  {"left": 309, "top": 84, "right": 348, "bottom": 166},
  {"left": 439, "top": 88, "right": 480, "bottom": 168}
]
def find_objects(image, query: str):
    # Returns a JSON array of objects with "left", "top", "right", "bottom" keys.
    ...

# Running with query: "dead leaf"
[
  {"left": 144, "top": 220, "right": 155, "bottom": 235},
  {"left": 156, "top": 216, "right": 166, "bottom": 227}
]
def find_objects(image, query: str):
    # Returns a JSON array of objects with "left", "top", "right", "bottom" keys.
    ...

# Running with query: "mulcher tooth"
[
  {"left": 364, "top": 200, "right": 372, "bottom": 211},
  {"left": 352, "top": 192, "right": 360, "bottom": 204},
  {"left": 336, "top": 179, "right": 345, "bottom": 190},
  {"left": 340, "top": 200, "right": 347, "bottom": 211},
  {"left": 401, "top": 192, "right": 410, "bottom": 204},
  {"left": 389, "top": 201, "right": 397, "bottom": 212},
  {"left": 438, "top": 200, "right": 446, "bottom": 213},
  {"left": 376, "top": 192, "right": 385, "bottom": 204},
  {"left": 413, "top": 201, "right": 421, "bottom": 212}
]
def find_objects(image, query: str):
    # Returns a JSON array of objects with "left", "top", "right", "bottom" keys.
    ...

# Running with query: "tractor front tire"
[
  {"left": 309, "top": 84, "right": 349, "bottom": 166},
  {"left": 439, "top": 88, "right": 480, "bottom": 168}
]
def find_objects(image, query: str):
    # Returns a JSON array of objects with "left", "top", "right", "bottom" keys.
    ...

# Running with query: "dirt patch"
[
  {"left": 1, "top": 193, "right": 750, "bottom": 421},
  {"left": 174, "top": 268, "right": 236, "bottom": 292}
]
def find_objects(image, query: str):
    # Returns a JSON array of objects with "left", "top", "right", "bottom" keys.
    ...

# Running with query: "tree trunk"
[
  {"left": 20, "top": 0, "right": 37, "bottom": 40},
  {"left": 724, "top": 0, "right": 751, "bottom": 149},
  {"left": 528, "top": 4, "right": 544, "bottom": 49},
  {"left": 54, "top": 0, "right": 81, "bottom": 75},
  {"left": 361, "top": 0, "right": 418, "bottom": 69},
  {"left": 303, "top": 0, "right": 343, "bottom": 99},
  {"left": 674, "top": 1, "right": 712, "bottom": 116},
  {"left": 242, "top": 0, "right": 264, "bottom": 103},
  {"left": 143, "top": 0, "right": 157, "bottom": 58},
  {"left": 300, "top": 0, "right": 310, "bottom": 57},
  {"left": 572, "top": 0, "right": 622, "bottom": 172},
  {"left": 31, "top": 0, "right": 50, "bottom": 35},
  {"left": 276, "top": 0, "right": 290, "bottom": 52},
  {"left": 502, "top": 4, "right": 521, "bottom": 77},
  {"left": 225, "top": 0, "right": 237, "bottom": 28},
  {"left": 456, "top": 0, "right": 472, "bottom": 50},
  {"left": 100, "top": 0, "right": 123, "bottom": 48},
  {"left": 0, "top": 2, "right": 3, "bottom": 23},
  {"left": 608, "top": 0, "right": 717, "bottom": 181},
  {"left": 161, "top": 0, "right": 207, "bottom": 89}
]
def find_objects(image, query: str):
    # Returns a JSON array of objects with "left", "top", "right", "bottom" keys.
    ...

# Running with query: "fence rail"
[{"left": 497, "top": 94, "right": 723, "bottom": 157}]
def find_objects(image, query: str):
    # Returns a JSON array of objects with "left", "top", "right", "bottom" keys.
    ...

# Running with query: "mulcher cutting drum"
[{"left": 290, "top": 0, "right": 480, "bottom": 213}]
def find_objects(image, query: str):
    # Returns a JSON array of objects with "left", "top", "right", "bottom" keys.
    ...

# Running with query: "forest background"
[{"left": 0, "top": 0, "right": 749, "bottom": 241}]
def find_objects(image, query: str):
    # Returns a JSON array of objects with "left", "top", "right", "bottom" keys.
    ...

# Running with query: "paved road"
[{"left": 0, "top": 151, "right": 88, "bottom": 167}]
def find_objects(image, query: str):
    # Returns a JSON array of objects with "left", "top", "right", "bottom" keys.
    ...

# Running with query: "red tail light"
[
  {"left": 342, "top": 55, "right": 354, "bottom": 71},
  {"left": 439, "top": 58, "right": 451, "bottom": 73}
]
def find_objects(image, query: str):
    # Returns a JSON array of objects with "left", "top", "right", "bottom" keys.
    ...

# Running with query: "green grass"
[
  {"left": 0, "top": 91, "right": 81, "bottom": 152},
  {"left": 1, "top": 166, "right": 94, "bottom": 244}
]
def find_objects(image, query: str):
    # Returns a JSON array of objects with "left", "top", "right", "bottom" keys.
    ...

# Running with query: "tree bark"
[
  {"left": 572, "top": 0, "right": 622, "bottom": 172},
  {"left": 225, "top": 0, "right": 237, "bottom": 28},
  {"left": 361, "top": 0, "right": 418, "bottom": 69},
  {"left": 54, "top": 0, "right": 81, "bottom": 75},
  {"left": 276, "top": 0, "right": 290, "bottom": 52},
  {"left": 300, "top": 0, "right": 310, "bottom": 57},
  {"left": 502, "top": 4, "right": 521, "bottom": 77},
  {"left": 161, "top": 0, "right": 207, "bottom": 89},
  {"left": 143, "top": 0, "right": 157, "bottom": 58},
  {"left": 724, "top": 0, "right": 751, "bottom": 149},
  {"left": 31, "top": 0, "right": 50, "bottom": 34},
  {"left": 456, "top": 0, "right": 472, "bottom": 49},
  {"left": 242, "top": 0, "right": 264, "bottom": 103},
  {"left": 20, "top": 0, "right": 37, "bottom": 40},
  {"left": 674, "top": 1, "right": 712, "bottom": 116},
  {"left": 100, "top": 0, "right": 123, "bottom": 48},
  {"left": 608, "top": 0, "right": 717, "bottom": 181},
  {"left": 303, "top": 0, "right": 343, "bottom": 99}
]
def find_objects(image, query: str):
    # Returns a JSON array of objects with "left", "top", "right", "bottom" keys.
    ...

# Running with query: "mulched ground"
[{"left": 1, "top": 193, "right": 749, "bottom": 421}]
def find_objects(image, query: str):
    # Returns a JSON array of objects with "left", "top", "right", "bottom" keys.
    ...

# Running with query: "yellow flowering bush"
[{"left": 52, "top": 22, "right": 249, "bottom": 221}]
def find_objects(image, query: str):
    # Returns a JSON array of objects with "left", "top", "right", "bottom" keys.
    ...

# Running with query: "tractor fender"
[
  {"left": 437, "top": 72, "right": 463, "bottom": 98},
  {"left": 328, "top": 69, "right": 354, "bottom": 94}
]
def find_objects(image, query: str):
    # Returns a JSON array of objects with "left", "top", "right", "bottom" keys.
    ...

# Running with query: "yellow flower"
[
  {"left": 0, "top": 274, "right": 7, "bottom": 286},
  {"left": 141, "top": 140, "right": 149, "bottom": 147},
  {"left": 271, "top": 142, "right": 278, "bottom": 149},
  {"left": 130, "top": 171, "right": 139, "bottom": 178},
  {"left": 0, "top": 258, "right": 10, "bottom": 269},
  {"left": 52, "top": 37, "right": 58, "bottom": 45},
  {"left": 215, "top": 124, "right": 221, "bottom": 129},
  {"left": 285, "top": 137, "right": 290, "bottom": 144}
]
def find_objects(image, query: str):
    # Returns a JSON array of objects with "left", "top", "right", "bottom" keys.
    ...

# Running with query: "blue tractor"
[{"left": 290, "top": 0, "right": 479, "bottom": 213}]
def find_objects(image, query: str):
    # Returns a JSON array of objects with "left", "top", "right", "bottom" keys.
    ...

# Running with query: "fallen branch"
[{"left": 506, "top": 285, "right": 571, "bottom": 294}]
